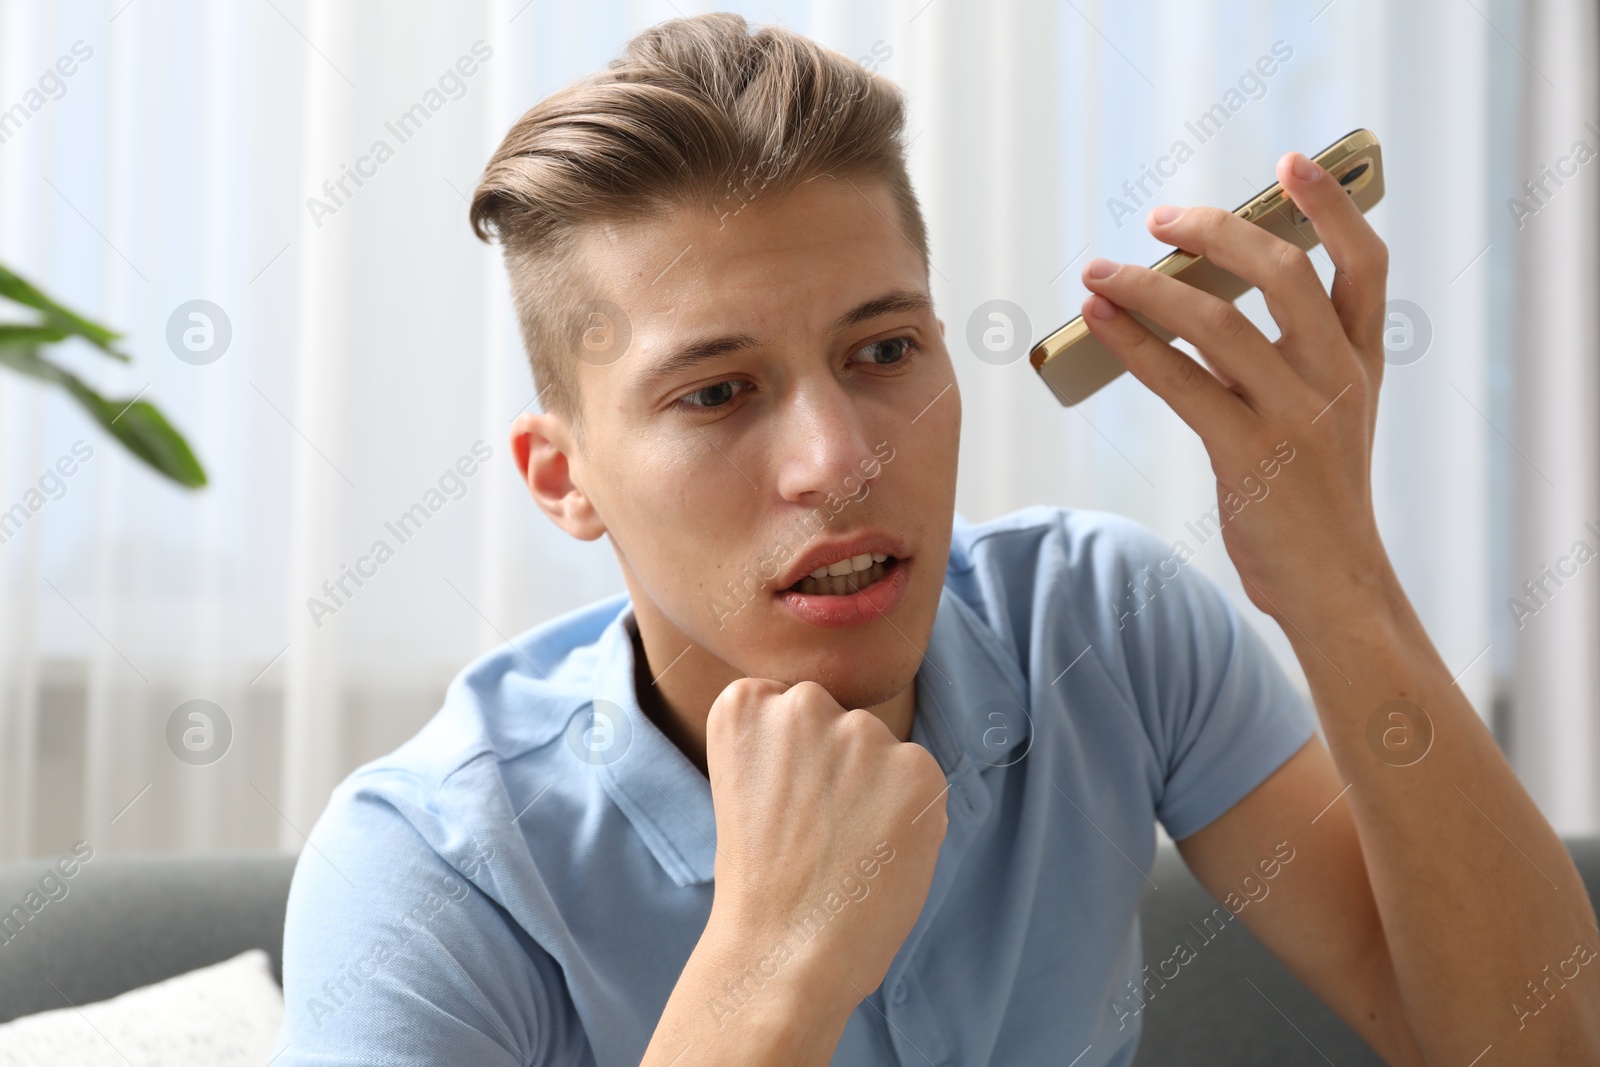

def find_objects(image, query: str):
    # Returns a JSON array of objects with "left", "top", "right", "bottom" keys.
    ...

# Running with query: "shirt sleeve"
[
  {"left": 271, "top": 778, "right": 588, "bottom": 1066},
  {"left": 1102, "top": 517, "right": 1322, "bottom": 841}
]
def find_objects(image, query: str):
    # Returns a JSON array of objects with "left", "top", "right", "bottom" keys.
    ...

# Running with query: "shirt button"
[{"left": 890, "top": 981, "right": 908, "bottom": 1004}]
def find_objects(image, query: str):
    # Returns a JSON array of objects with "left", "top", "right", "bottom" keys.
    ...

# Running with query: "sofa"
[{"left": 2, "top": 840, "right": 1596, "bottom": 1064}]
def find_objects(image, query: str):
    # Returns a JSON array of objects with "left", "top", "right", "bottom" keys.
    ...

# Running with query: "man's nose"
[{"left": 771, "top": 380, "right": 879, "bottom": 505}]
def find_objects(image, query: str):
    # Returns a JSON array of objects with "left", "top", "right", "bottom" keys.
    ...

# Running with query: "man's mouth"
[{"left": 785, "top": 553, "right": 899, "bottom": 597}]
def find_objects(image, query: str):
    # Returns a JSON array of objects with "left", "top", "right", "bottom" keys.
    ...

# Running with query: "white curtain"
[
  {"left": 0, "top": 0, "right": 1593, "bottom": 863},
  {"left": 1511, "top": 0, "right": 1600, "bottom": 833}
]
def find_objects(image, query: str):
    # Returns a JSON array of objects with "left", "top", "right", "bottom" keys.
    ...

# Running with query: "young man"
[{"left": 275, "top": 13, "right": 1600, "bottom": 1066}]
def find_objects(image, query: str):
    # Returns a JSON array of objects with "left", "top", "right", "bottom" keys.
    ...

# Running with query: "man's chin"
[
  {"left": 728, "top": 594, "right": 938, "bottom": 711},
  {"left": 757, "top": 661, "right": 920, "bottom": 714}
]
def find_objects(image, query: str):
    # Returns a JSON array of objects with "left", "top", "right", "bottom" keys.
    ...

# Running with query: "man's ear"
[{"left": 510, "top": 411, "right": 606, "bottom": 541}]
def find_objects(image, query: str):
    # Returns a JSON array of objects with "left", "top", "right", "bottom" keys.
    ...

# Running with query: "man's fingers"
[
  {"left": 1081, "top": 258, "right": 1312, "bottom": 416},
  {"left": 1143, "top": 203, "right": 1347, "bottom": 386},
  {"left": 1078, "top": 292, "right": 1251, "bottom": 446},
  {"left": 1274, "top": 151, "right": 1391, "bottom": 365}
]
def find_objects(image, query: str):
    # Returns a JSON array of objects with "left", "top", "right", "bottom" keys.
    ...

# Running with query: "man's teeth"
[
  {"left": 793, "top": 553, "right": 893, "bottom": 596},
  {"left": 808, "top": 552, "right": 887, "bottom": 579}
]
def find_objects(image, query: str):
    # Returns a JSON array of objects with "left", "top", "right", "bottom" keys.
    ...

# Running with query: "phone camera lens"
[{"left": 1337, "top": 161, "right": 1370, "bottom": 186}]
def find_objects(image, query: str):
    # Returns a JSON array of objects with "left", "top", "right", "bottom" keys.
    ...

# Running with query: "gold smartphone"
[{"left": 1030, "top": 128, "right": 1385, "bottom": 406}]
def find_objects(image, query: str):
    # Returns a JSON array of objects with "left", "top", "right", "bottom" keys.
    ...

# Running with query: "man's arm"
[
  {"left": 640, "top": 678, "right": 948, "bottom": 1065},
  {"left": 1174, "top": 734, "right": 1426, "bottom": 1065},
  {"left": 1076, "top": 149, "right": 1600, "bottom": 1065},
  {"left": 1181, "top": 584, "right": 1600, "bottom": 1065},
  {"left": 274, "top": 788, "right": 571, "bottom": 1066},
  {"left": 642, "top": 912, "right": 859, "bottom": 1064}
]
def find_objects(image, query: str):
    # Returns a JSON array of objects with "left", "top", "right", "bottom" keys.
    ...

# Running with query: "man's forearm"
[
  {"left": 642, "top": 912, "right": 856, "bottom": 1066},
  {"left": 1284, "top": 567, "right": 1600, "bottom": 1064}
]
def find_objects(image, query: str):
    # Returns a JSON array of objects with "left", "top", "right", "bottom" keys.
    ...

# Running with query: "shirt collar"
[
  {"left": 589, "top": 585, "right": 1029, "bottom": 888},
  {"left": 914, "top": 585, "right": 1034, "bottom": 775},
  {"left": 590, "top": 606, "right": 718, "bottom": 888}
]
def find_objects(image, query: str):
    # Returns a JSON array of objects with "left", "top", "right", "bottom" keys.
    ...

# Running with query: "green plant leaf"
[
  {"left": 0, "top": 262, "right": 127, "bottom": 360},
  {"left": 0, "top": 259, "right": 207, "bottom": 489},
  {"left": 0, "top": 343, "right": 69, "bottom": 385},
  {"left": 0, "top": 323, "right": 73, "bottom": 347},
  {"left": 59, "top": 373, "right": 208, "bottom": 489}
]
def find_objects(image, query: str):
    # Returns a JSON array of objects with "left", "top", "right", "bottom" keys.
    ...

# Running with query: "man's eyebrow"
[
  {"left": 637, "top": 288, "right": 935, "bottom": 392},
  {"left": 637, "top": 332, "right": 762, "bottom": 393},
  {"left": 827, "top": 288, "right": 935, "bottom": 334}
]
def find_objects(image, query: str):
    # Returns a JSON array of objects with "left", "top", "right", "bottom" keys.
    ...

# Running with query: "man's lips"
[
  {"left": 775, "top": 555, "right": 912, "bottom": 629},
  {"left": 776, "top": 530, "right": 910, "bottom": 592},
  {"left": 787, "top": 554, "right": 900, "bottom": 597}
]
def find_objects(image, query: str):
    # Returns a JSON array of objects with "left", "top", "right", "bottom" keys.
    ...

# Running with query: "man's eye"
[
  {"left": 851, "top": 336, "right": 917, "bottom": 366},
  {"left": 675, "top": 380, "right": 747, "bottom": 411}
]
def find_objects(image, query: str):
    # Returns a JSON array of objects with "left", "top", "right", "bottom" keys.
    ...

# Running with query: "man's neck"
[
  {"left": 628, "top": 617, "right": 713, "bottom": 776},
  {"left": 626, "top": 614, "right": 917, "bottom": 778}
]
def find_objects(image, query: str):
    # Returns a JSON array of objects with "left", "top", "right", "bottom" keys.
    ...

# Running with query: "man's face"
[{"left": 560, "top": 174, "right": 961, "bottom": 711}]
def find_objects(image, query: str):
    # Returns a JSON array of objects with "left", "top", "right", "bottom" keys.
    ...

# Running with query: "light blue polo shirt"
[{"left": 273, "top": 504, "right": 1319, "bottom": 1066}]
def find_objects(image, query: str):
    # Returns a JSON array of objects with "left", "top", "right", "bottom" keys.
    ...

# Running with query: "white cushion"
[{"left": 0, "top": 949, "right": 284, "bottom": 1066}]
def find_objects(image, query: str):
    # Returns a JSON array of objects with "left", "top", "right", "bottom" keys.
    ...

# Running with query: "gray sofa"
[{"left": 2, "top": 841, "right": 1597, "bottom": 1064}]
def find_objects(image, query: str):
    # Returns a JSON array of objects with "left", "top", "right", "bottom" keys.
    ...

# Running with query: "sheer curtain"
[
  {"left": 0, "top": 0, "right": 1593, "bottom": 863},
  {"left": 1511, "top": 0, "right": 1600, "bottom": 834}
]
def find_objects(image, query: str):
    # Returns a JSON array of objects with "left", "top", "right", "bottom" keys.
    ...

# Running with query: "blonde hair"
[{"left": 469, "top": 12, "right": 928, "bottom": 425}]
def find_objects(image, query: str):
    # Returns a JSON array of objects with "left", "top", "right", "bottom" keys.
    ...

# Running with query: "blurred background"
[{"left": 0, "top": 0, "right": 1595, "bottom": 863}]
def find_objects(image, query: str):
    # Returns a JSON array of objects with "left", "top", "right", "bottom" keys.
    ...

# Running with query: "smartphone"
[{"left": 1030, "top": 128, "right": 1385, "bottom": 406}]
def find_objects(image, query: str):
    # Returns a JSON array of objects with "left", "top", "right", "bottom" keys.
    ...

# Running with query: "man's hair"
[{"left": 469, "top": 13, "right": 929, "bottom": 427}]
